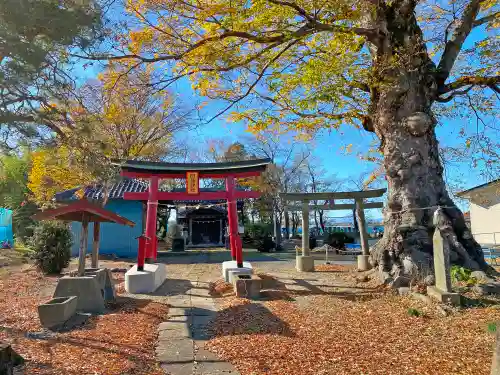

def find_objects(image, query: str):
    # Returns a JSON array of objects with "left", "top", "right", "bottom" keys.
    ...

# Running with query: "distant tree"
[
  {"left": 0, "top": 0, "right": 104, "bottom": 150},
  {"left": 28, "top": 69, "right": 190, "bottom": 205},
  {"left": 0, "top": 152, "right": 37, "bottom": 241}
]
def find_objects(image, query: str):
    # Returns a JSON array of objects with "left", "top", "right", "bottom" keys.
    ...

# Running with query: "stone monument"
[{"left": 426, "top": 220, "right": 460, "bottom": 305}]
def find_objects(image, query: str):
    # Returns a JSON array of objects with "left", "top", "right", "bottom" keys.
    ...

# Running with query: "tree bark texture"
[{"left": 367, "top": 1, "right": 488, "bottom": 278}]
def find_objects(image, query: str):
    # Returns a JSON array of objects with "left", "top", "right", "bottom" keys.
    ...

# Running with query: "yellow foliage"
[{"left": 28, "top": 147, "right": 94, "bottom": 205}]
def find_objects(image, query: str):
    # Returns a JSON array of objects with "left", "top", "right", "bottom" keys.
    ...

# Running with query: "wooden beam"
[
  {"left": 280, "top": 188, "right": 386, "bottom": 201},
  {"left": 124, "top": 190, "right": 261, "bottom": 201},
  {"left": 285, "top": 202, "right": 384, "bottom": 211},
  {"left": 121, "top": 170, "right": 263, "bottom": 179}
]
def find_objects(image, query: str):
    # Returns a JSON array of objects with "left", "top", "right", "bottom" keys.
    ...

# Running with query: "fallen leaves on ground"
[
  {"left": 209, "top": 279, "right": 234, "bottom": 297},
  {"left": 315, "top": 264, "right": 355, "bottom": 273},
  {"left": 0, "top": 268, "right": 166, "bottom": 375},
  {"left": 206, "top": 281, "right": 498, "bottom": 375}
]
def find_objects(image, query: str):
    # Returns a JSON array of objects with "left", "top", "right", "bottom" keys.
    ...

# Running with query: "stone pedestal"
[
  {"left": 38, "top": 296, "right": 78, "bottom": 329},
  {"left": 222, "top": 260, "right": 252, "bottom": 282},
  {"left": 227, "top": 268, "right": 253, "bottom": 284},
  {"left": 54, "top": 273, "right": 107, "bottom": 313},
  {"left": 427, "top": 285, "right": 460, "bottom": 305},
  {"left": 296, "top": 255, "right": 314, "bottom": 272},
  {"left": 357, "top": 254, "right": 371, "bottom": 271},
  {"left": 125, "top": 264, "right": 166, "bottom": 294},
  {"left": 233, "top": 274, "right": 262, "bottom": 299}
]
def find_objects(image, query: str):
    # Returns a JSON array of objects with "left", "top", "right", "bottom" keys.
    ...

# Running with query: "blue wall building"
[{"left": 70, "top": 200, "right": 144, "bottom": 257}]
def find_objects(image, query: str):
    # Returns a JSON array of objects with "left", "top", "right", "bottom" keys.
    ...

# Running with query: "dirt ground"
[{"left": 0, "top": 251, "right": 499, "bottom": 375}]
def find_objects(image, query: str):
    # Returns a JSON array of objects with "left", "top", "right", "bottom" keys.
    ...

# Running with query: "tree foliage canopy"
[
  {"left": 88, "top": 0, "right": 499, "bottom": 139},
  {"left": 0, "top": 0, "right": 103, "bottom": 150}
]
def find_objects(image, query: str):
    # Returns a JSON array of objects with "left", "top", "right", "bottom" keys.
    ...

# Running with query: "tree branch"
[
  {"left": 265, "top": 0, "right": 315, "bottom": 23},
  {"left": 440, "top": 75, "right": 500, "bottom": 93},
  {"left": 473, "top": 11, "right": 500, "bottom": 27},
  {"left": 436, "top": 0, "right": 482, "bottom": 87}
]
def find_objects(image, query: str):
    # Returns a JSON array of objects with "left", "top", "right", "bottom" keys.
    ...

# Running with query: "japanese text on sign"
[{"left": 186, "top": 172, "right": 199, "bottom": 195}]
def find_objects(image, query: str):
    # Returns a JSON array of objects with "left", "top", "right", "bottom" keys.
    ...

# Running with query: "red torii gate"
[{"left": 115, "top": 159, "right": 270, "bottom": 268}]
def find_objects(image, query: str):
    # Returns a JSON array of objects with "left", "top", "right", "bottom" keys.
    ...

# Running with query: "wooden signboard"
[{"left": 186, "top": 171, "right": 199, "bottom": 195}]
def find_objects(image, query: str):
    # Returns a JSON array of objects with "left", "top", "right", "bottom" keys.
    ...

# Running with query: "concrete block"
[
  {"left": 427, "top": 285, "right": 461, "bottom": 305},
  {"left": 38, "top": 296, "right": 78, "bottom": 329},
  {"left": 84, "top": 268, "right": 115, "bottom": 301},
  {"left": 125, "top": 263, "right": 166, "bottom": 294},
  {"left": 54, "top": 276, "right": 105, "bottom": 313},
  {"left": 233, "top": 274, "right": 262, "bottom": 299},
  {"left": 227, "top": 268, "right": 253, "bottom": 284},
  {"left": 222, "top": 260, "right": 252, "bottom": 282},
  {"left": 296, "top": 255, "right": 315, "bottom": 272},
  {"left": 357, "top": 254, "right": 371, "bottom": 271}
]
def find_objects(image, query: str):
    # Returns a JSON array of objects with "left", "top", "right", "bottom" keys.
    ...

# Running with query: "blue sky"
[{"left": 72, "top": 3, "right": 499, "bottom": 223}]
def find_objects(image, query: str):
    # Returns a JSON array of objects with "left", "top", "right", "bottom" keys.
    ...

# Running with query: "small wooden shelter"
[{"left": 33, "top": 200, "right": 135, "bottom": 275}]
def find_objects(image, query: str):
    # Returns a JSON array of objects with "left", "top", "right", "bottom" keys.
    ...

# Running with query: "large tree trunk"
[
  {"left": 370, "top": 117, "right": 489, "bottom": 278},
  {"left": 368, "top": 1, "right": 489, "bottom": 279}
]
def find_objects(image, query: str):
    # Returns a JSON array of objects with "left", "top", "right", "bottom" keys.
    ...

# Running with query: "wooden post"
[
  {"left": 189, "top": 218, "right": 193, "bottom": 245},
  {"left": 226, "top": 176, "right": 237, "bottom": 261},
  {"left": 145, "top": 176, "right": 159, "bottom": 260},
  {"left": 301, "top": 200, "right": 309, "bottom": 256},
  {"left": 78, "top": 214, "right": 89, "bottom": 276},
  {"left": 91, "top": 222, "right": 100, "bottom": 269},
  {"left": 491, "top": 323, "right": 500, "bottom": 375}
]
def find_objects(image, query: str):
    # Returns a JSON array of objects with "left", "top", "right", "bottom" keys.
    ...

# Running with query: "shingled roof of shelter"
[
  {"left": 54, "top": 179, "right": 247, "bottom": 205},
  {"left": 54, "top": 178, "right": 148, "bottom": 202}
]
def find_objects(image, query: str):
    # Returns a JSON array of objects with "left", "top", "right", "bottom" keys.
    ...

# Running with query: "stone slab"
[
  {"left": 195, "top": 348, "right": 239, "bottom": 374},
  {"left": 38, "top": 296, "right": 78, "bottom": 329},
  {"left": 125, "top": 263, "right": 166, "bottom": 294},
  {"left": 222, "top": 261, "right": 252, "bottom": 282},
  {"left": 227, "top": 268, "right": 253, "bottom": 284},
  {"left": 296, "top": 255, "right": 315, "bottom": 272},
  {"left": 53, "top": 276, "right": 105, "bottom": 313},
  {"left": 427, "top": 285, "right": 460, "bottom": 305},
  {"left": 156, "top": 337, "right": 194, "bottom": 363}
]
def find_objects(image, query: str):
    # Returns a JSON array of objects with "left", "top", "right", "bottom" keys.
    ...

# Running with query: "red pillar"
[
  {"left": 145, "top": 176, "right": 159, "bottom": 261},
  {"left": 136, "top": 235, "right": 148, "bottom": 271},
  {"left": 226, "top": 176, "right": 243, "bottom": 267}
]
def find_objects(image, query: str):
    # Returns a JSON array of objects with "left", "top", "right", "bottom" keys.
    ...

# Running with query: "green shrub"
[
  {"left": 407, "top": 308, "right": 423, "bottom": 317},
  {"left": 488, "top": 322, "right": 497, "bottom": 334},
  {"left": 450, "top": 265, "right": 476, "bottom": 284},
  {"left": 30, "top": 221, "right": 72, "bottom": 274},
  {"left": 256, "top": 236, "right": 275, "bottom": 252},
  {"left": 245, "top": 223, "right": 273, "bottom": 239},
  {"left": 326, "top": 232, "right": 354, "bottom": 248}
]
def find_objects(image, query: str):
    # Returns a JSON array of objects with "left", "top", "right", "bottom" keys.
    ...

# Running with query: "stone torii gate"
[{"left": 280, "top": 188, "right": 386, "bottom": 272}]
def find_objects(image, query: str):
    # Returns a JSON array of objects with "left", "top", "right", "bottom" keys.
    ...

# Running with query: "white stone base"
[
  {"left": 228, "top": 268, "right": 253, "bottom": 284},
  {"left": 125, "top": 264, "right": 166, "bottom": 294},
  {"left": 357, "top": 255, "right": 371, "bottom": 271},
  {"left": 222, "top": 260, "right": 252, "bottom": 282}
]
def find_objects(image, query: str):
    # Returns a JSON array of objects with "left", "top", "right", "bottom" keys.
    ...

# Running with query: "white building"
[{"left": 457, "top": 179, "right": 500, "bottom": 246}]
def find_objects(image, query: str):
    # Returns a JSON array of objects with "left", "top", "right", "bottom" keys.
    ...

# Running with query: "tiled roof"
[
  {"left": 54, "top": 180, "right": 246, "bottom": 205},
  {"left": 54, "top": 178, "right": 148, "bottom": 202}
]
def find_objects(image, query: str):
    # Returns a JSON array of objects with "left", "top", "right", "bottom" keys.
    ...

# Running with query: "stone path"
[{"left": 156, "top": 260, "right": 239, "bottom": 375}]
